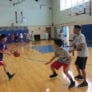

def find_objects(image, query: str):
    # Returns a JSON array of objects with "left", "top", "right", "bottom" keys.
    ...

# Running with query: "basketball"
[{"left": 13, "top": 51, "right": 20, "bottom": 57}]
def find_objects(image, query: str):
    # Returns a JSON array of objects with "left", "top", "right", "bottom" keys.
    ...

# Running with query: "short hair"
[
  {"left": 74, "top": 25, "right": 81, "bottom": 30},
  {"left": 0, "top": 34, "right": 7, "bottom": 40},
  {"left": 54, "top": 39, "right": 63, "bottom": 47}
]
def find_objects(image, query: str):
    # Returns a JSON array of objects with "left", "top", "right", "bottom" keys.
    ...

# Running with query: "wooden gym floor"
[{"left": 0, "top": 40, "right": 92, "bottom": 92}]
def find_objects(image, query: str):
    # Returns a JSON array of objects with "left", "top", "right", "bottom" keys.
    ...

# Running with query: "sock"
[
  {"left": 53, "top": 71, "right": 57, "bottom": 75},
  {"left": 70, "top": 78, "right": 74, "bottom": 83}
]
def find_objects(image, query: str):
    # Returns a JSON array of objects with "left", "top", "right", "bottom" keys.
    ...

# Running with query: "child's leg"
[
  {"left": 1, "top": 61, "right": 15, "bottom": 80},
  {"left": 49, "top": 61, "right": 61, "bottom": 78},
  {"left": 50, "top": 66, "right": 57, "bottom": 74},
  {"left": 63, "top": 64, "right": 75, "bottom": 89},
  {"left": 50, "top": 61, "right": 63, "bottom": 74},
  {"left": 0, "top": 61, "right": 8, "bottom": 73},
  {"left": 3, "top": 63, "right": 8, "bottom": 73},
  {"left": 63, "top": 68, "right": 74, "bottom": 83}
]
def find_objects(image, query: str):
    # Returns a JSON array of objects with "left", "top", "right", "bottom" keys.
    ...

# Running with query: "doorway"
[{"left": 46, "top": 27, "right": 52, "bottom": 40}]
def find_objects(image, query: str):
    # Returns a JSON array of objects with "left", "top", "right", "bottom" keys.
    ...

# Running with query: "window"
[
  {"left": 60, "top": 0, "right": 90, "bottom": 11},
  {"left": 60, "top": 0, "right": 71, "bottom": 11}
]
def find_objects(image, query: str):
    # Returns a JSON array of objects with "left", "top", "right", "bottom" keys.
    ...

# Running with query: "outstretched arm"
[{"left": 45, "top": 56, "right": 56, "bottom": 65}]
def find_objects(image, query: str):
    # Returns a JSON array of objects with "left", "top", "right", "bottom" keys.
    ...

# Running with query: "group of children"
[
  {"left": 12, "top": 31, "right": 34, "bottom": 43},
  {"left": 0, "top": 25, "right": 88, "bottom": 90}
]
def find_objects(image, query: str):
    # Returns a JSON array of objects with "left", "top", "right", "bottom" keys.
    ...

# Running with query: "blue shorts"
[{"left": 75, "top": 57, "right": 87, "bottom": 70}]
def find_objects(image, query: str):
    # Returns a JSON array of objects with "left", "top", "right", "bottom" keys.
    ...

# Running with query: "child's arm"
[
  {"left": 76, "top": 43, "right": 84, "bottom": 51},
  {"left": 0, "top": 49, "right": 4, "bottom": 53},
  {"left": 67, "top": 57, "right": 72, "bottom": 70},
  {"left": 7, "top": 48, "right": 14, "bottom": 53},
  {"left": 0, "top": 49, "right": 12, "bottom": 55},
  {"left": 45, "top": 56, "right": 56, "bottom": 65},
  {"left": 69, "top": 50, "right": 74, "bottom": 53},
  {"left": 0, "top": 46, "right": 14, "bottom": 55}
]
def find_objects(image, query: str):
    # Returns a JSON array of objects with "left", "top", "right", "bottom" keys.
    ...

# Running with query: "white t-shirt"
[
  {"left": 26, "top": 33, "right": 30, "bottom": 40},
  {"left": 73, "top": 33, "right": 89, "bottom": 57},
  {"left": 20, "top": 33, "right": 23, "bottom": 39}
]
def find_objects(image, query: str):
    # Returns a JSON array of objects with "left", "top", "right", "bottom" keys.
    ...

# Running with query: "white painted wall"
[
  {"left": 28, "top": 25, "right": 53, "bottom": 39},
  {"left": 0, "top": 0, "right": 53, "bottom": 39},
  {"left": 0, "top": 0, "right": 52, "bottom": 26}
]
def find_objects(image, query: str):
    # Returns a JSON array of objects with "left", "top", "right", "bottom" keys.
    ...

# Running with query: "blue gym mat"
[
  {"left": 87, "top": 42, "right": 92, "bottom": 47},
  {"left": 32, "top": 42, "right": 92, "bottom": 53},
  {"left": 32, "top": 45, "right": 55, "bottom": 53}
]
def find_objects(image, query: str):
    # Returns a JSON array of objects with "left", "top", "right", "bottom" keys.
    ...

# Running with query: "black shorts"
[{"left": 75, "top": 56, "right": 88, "bottom": 70}]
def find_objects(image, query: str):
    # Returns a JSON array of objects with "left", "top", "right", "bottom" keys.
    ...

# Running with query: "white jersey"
[
  {"left": 73, "top": 33, "right": 89, "bottom": 57},
  {"left": 26, "top": 33, "right": 30, "bottom": 40},
  {"left": 20, "top": 33, "right": 23, "bottom": 38}
]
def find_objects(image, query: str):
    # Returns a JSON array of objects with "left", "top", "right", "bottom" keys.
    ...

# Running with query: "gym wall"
[{"left": 0, "top": 0, "right": 52, "bottom": 26}]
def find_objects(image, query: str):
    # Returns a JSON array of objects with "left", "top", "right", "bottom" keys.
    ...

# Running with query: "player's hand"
[
  {"left": 69, "top": 50, "right": 74, "bottom": 53},
  {"left": 5, "top": 52, "right": 12, "bottom": 55},
  {"left": 45, "top": 62, "right": 50, "bottom": 65},
  {"left": 7, "top": 48, "right": 14, "bottom": 53}
]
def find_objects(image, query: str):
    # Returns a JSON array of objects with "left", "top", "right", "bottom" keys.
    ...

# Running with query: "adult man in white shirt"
[{"left": 73, "top": 25, "right": 89, "bottom": 88}]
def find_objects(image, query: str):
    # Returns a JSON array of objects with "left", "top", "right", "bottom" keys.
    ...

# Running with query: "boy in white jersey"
[
  {"left": 45, "top": 39, "right": 75, "bottom": 89},
  {"left": 73, "top": 25, "right": 88, "bottom": 88}
]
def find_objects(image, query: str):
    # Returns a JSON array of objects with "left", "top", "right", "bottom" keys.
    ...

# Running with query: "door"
[{"left": 46, "top": 27, "right": 52, "bottom": 40}]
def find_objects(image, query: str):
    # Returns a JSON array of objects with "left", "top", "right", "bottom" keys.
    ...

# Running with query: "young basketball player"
[
  {"left": 0, "top": 34, "right": 15, "bottom": 80},
  {"left": 20, "top": 32, "right": 24, "bottom": 42},
  {"left": 45, "top": 39, "right": 75, "bottom": 89},
  {"left": 73, "top": 25, "right": 88, "bottom": 88}
]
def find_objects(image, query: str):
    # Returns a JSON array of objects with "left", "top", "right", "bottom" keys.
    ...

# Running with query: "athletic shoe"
[
  {"left": 75, "top": 75, "right": 83, "bottom": 80},
  {"left": 49, "top": 73, "right": 58, "bottom": 78},
  {"left": 78, "top": 81, "right": 88, "bottom": 88},
  {"left": 9, "top": 73, "right": 15, "bottom": 80},
  {"left": 68, "top": 81, "right": 75, "bottom": 89}
]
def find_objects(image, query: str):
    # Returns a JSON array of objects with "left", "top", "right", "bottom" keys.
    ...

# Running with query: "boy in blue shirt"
[{"left": 0, "top": 34, "right": 15, "bottom": 80}]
